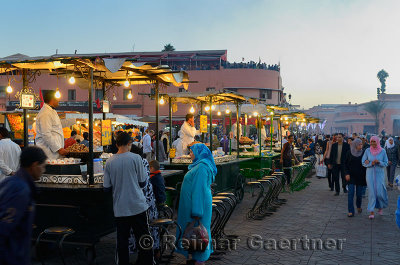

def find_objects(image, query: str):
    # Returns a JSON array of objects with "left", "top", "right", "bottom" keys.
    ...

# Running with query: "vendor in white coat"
[
  {"left": 230, "top": 117, "right": 243, "bottom": 150},
  {"left": 0, "top": 128, "right": 21, "bottom": 181},
  {"left": 35, "top": 90, "right": 68, "bottom": 160},
  {"left": 179, "top": 114, "right": 200, "bottom": 155},
  {"left": 260, "top": 119, "right": 267, "bottom": 146}
]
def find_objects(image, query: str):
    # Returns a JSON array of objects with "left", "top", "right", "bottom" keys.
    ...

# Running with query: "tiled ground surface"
[{"left": 32, "top": 172, "right": 400, "bottom": 265}]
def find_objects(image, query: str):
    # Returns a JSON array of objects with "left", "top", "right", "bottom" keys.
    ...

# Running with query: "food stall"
[
  {"left": 0, "top": 52, "right": 189, "bottom": 263},
  {"left": 160, "top": 91, "right": 255, "bottom": 200}
]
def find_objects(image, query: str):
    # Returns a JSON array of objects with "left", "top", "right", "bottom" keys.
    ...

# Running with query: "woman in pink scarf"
[{"left": 362, "top": 136, "right": 389, "bottom": 219}]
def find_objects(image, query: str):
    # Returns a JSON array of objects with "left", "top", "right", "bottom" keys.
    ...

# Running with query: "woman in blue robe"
[
  {"left": 176, "top": 143, "right": 216, "bottom": 264},
  {"left": 362, "top": 136, "right": 389, "bottom": 219}
]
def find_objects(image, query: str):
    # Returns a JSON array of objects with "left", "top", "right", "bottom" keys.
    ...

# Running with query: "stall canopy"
[
  {"left": 0, "top": 52, "right": 190, "bottom": 89},
  {"left": 63, "top": 113, "right": 149, "bottom": 127},
  {"left": 163, "top": 90, "right": 256, "bottom": 104}
]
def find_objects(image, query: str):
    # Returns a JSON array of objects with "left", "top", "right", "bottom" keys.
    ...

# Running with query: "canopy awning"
[
  {"left": 163, "top": 90, "right": 258, "bottom": 104},
  {"left": 0, "top": 53, "right": 190, "bottom": 90},
  {"left": 63, "top": 113, "right": 148, "bottom": 127}
]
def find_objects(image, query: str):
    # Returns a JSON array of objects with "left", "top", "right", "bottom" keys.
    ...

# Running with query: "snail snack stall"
[
  {"left": 237, "top": 105, "right": 288, "bottom": 172},
  {"left": 0, "top": 52, "right": 189, "bottom": 263},
  {"left": 160, "top": 91, "right": 254, "bottom": 200}
]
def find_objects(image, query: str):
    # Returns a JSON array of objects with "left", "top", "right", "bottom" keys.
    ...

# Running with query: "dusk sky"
[{"left": 1, "top": 0, "right": 399, "bottom": 108}]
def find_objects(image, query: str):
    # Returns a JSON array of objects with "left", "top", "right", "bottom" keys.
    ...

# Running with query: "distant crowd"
[{"left": 169, "top": 61, "right": 280, "bottom": 72}]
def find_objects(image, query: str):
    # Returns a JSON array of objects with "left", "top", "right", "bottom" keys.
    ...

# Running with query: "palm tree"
[
  {"left": 364, "top": 100, "right": 386, "bottom": 134},
  {"left": 377, "top": 69, "right": 389, "bottom": 96},
  {"left": 162, "top": 44, "right": 175, "bottom": 52}
]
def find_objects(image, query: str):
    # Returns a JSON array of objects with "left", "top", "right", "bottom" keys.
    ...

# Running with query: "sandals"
[
  {"left": 378, "top": 209, "right": 383, "bottom": 215},
  {"left": 357, "top": 208, "right": 362, "bottom": 214},
  {"left": 369, "top": 212, "right": 375, "bottom": 219},
  {"left": 347, "top": 213, "right": 354, "bottom": 217}
]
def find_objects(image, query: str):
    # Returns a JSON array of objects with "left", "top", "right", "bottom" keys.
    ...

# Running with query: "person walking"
[
  {"left": 0, "top": 128, "right": 21, "bottom": 182},
  {"left": 0, "top": 146, "right": 47, "bottom": 265},
  {"left": 345, "top": 138, "right": 367, "bottom": 217},
  {"left": 329, "top": 133, "right": 350, "bottom": 195},
  {"left": 323, "top": 135, "right": 334, "bottom": 190},
  {"left": 385, "top": 137, "right": 398, "bottom": 188},
  {"left": 103, "top": 132, "right": 155, "bottom": 265},
  {"left": 143, "top": 129, "right": 153, "bottom": 161},
  {"left": 176, "top": 144, "right": 216, "bottom": 265},
  {"left": 362, "top": 136, "right": 389, "bottom": 219}
]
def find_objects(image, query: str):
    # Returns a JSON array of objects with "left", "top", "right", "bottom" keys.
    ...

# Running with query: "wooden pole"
[
  {"left": 22, "top": 69, "right": 28, "bottom": 148},
  {"left": 88, "top": 69, "right": 94, "bottom": 185}
]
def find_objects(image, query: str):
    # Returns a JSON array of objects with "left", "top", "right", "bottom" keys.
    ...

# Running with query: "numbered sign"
[
  {"left": 101, "top": 120, "right": 112, "bottom": 146},
  {"left": 21, "top": 93, "right": 36, "bottom": 109},
  {"left": 200, "top": 115, "right": 208, "bottom": 133}
]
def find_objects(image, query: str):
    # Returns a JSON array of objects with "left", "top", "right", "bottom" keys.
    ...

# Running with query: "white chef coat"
[
  {"left": 230, "top": 122, "right": 243, "bottom": 149},
  {"left": 180, "top": 121, "right": 199, "bottom": 155},
  {"left": 35, "top": 103, "right": 64, "bottom": 160},
  {"left": 0, "top": 138, "right": 21, "bottom": 182},
  {"left": 260, "top": 126, "right": 267, "bottom": 146}
]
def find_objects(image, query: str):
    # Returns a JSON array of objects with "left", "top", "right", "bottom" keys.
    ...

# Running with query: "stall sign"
[
  {"left": 101, "top": 120, "right": 112, "bottom": 146},
  {"left": 103, "top": 100, "right": 110, "bottom": 113},
  {"left": 21, "top": 93, "right": 36, "bottom": 109},
  {"left": 200, "top": 115, "right": 208, "bottom": 133}
]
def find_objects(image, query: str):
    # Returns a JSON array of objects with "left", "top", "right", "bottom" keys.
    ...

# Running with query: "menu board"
[
  {"left": 200, "top": 115, "right": 208, "bottom": 133},
  {"left": 101, "top": 120, "right": 112, "bottom": 146},
  {"left": 21, "top": 93, "right": 35, "bottom": 109}
]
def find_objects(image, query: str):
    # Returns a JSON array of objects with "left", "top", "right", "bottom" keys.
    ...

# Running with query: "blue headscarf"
[{"left": 188, "top": 143, "right": 217, "bottom": 182}]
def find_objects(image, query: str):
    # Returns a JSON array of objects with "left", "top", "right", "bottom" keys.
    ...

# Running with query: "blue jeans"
[{"left": 348, "top": 184, "right": 364, "bottom": 214}]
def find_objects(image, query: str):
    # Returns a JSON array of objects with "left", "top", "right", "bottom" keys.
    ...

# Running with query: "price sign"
[
  {"left": 101, "top": 120, "right": 112, "bottom": 146},
  {"left": 21, "top": 93, "right": 36, "bottom": 109},
  {"left": 200, "top": 115, "right": 208, "bottom": 133},
  {"left": 103, "top": 100, "right": 110, "bottom": 113}
]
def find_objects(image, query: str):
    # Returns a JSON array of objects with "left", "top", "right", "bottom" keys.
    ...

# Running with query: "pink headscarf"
[{"left": 369, "top": 136, "right": 383, "bottom": 156}]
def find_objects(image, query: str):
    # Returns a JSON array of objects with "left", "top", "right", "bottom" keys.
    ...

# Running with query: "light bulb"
[
  {"left": 113, "top": 93, "right": 117, "bottom": 101},
  {"left": 217, "top": 111, "right": 221, "bottom": 116},
  {"left": 285, "top": 121, "right": 289, "bottom": 125},
  {"left": 303, "top": 118, "right": 306, "bottom": 122},
  {"left": 159, "top": 97, "right": 165, "bottom": 105},
  {"left": 34, "top": 118, "right": 36, "bottom": 121},
  {"left": 211, "top": 105, "right": 216, "bottom": 110},
  {"left": 267, "top": 117, "right": 270, "bottom": 121},
  {"left": 296, "top": 122, "right": 299, "bottom": 125},
  {"left": 205, "top": 106, "right": 210, "bottom": 111},
  {"left": 284, "top": 117, "right": 288, "bottom": 121},
  {"left": 127, "top": 90, "right": 133, "bottom": 99},
  {"left": 6, "top": 85, "right": 13, "bottom": 94},
  {"left": 270, "top": 111, "right": 274, "bottom": 115},
  {"left": 77, "top": 121, "right": 80, "bottom": 124},
  {"left": 249, "top": 115, "right": 252, "bottom": 118},
  {"left": 55, "top": 88, "right": 61, "bottom": 99},
  {"left": 68, "top": 76, "right": 75, "bottom": 84},
  {"left": 124, "top": 80, "right": 130, "bottom": 87},
  {"left": 225, "top": 109, "right": 230, "bottom": 114},
  {"left": 253, "top": 112, "right": 258, "bottom": 117},
  {"left": 190, "top": 106, "right": 195, "bottom": 113},
  {"left": 27, "top": 114, "right": 30, "bottom": 118}
]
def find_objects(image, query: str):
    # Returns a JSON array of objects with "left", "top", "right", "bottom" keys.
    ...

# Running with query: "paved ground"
[{"left": 33, "top": 172, "right": 400, "bottom": 265}]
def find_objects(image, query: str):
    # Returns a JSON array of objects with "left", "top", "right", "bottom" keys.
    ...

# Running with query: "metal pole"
[
  {"left": 258, "top": 116, "right": 262, "bottom": 157},
  {"left": 279, "top": 119, "right": 283, "bottom": 151},
  {"left": 229, "top": 113, "right": 232, "bottom": 155},
  {"left": 22, "top": 70, "right": 28, "bottom": 148},
  {"left": 169, "top": 97, "right": 173, "bottom": 162},
  {"left": 209, "top": 97, "right": 213, "bottom": 152},
  {"left": 244, "top": 114, "right": 247, "bottom": 137},
  {"left": 270, "top": 114, "right": 274, "bottom": 152},
  {"left": 102, "top": 82, "right": 106, "bottom": 120},
  {"left": 155, "top": 82, "right": 159, "bottom": 161},
  {"left": 88, "top": 69, "right": 94, "bottom": 185},
  {"left": 236, "top": 102, "right": 240, "bottom": 158}
]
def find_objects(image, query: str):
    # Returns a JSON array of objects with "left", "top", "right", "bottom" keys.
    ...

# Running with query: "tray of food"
[
  {"left": 239, "top": 136, "right": 255, "bottom": 145},
  {"left": 66, "top": 143, "right": 103, "bottom": 161}
]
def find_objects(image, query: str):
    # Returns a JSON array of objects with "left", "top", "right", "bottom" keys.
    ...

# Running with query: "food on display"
[
  {"left": 100, "top": 153, "right": 113, "bottom": 159},
  {"left": 66, "top": 143, "right": 89, "bottom": 153},
  {"left": 188, "top": 141, "right": 202, "bottom": 147},
  {"left": 239, "top": 136, "right": 254, "bottom": 144},
  {"left": 47, "top": 158, "right": 81, "bottom": 165}
]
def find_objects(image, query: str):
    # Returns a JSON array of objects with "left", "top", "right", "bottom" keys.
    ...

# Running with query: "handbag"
[
  {"left": 182, "top": 219, "right": 209, "bottom": 252},
  {"left": 316, "top": 163, "right": 327, "bottom": 177}
]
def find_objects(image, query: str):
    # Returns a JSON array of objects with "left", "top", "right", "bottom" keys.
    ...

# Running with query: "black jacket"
[
  {"left": 344, "top": 150, "right": 367, "bottom": 186},
  {"left": 329, "top": 142, "right": 350, "bottom": 166}
]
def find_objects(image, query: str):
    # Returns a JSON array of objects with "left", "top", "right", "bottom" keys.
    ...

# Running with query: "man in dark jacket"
[
  {"left": 329, "top": 133, "right": 350, "bottom": 195},
  {"left": 0, "top": 146, "right": 47, "bottom": 265}
]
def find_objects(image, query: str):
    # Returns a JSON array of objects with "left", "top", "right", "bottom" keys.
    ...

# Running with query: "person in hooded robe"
[
  {"left": 384, "top": 137, "right": 398, "bottom": 188},
  {"left": 175, "top": 144, "right": 216, "bottom": 265},
  {"left": 362, "top": 135, "right": 389, "bottom": 219}
]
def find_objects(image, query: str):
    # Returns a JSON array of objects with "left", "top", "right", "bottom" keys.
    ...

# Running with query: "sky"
[{"left": 1, "top": 0, "right": 399, "bottom": 108}]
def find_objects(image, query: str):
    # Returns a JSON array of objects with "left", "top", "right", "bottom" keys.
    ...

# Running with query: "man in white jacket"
[
  {"left": 0, "top": 128, "right": 21, "bottom": 182},
  {"left": 180, "top": 114, "right": 199, "bottom": 155},
  {"left": 230, "top": 117, "right": 243, "bottom": 150},
  {"left": 35, "top": 91, "right": 68, "bottom": 160}
]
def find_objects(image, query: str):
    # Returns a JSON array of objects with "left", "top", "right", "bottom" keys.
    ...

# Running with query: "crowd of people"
[{"left": 169, "top": 61, "right": 280, "bottom": 72}]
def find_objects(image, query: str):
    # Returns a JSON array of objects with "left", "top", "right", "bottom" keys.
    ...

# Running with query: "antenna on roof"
[
  {"left": 74, "top": 50, "right": 77, "bottom": 54},
  {"left": 56, "top": 49, "right": 58, "bottom": 55},
  {"left": 132, "top": 44, "right": 135, "bottom": 52}
]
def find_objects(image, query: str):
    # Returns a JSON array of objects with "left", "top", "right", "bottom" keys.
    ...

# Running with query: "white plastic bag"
[{"left": 316, "top": 164, "right": 327, "bottom": 178}]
